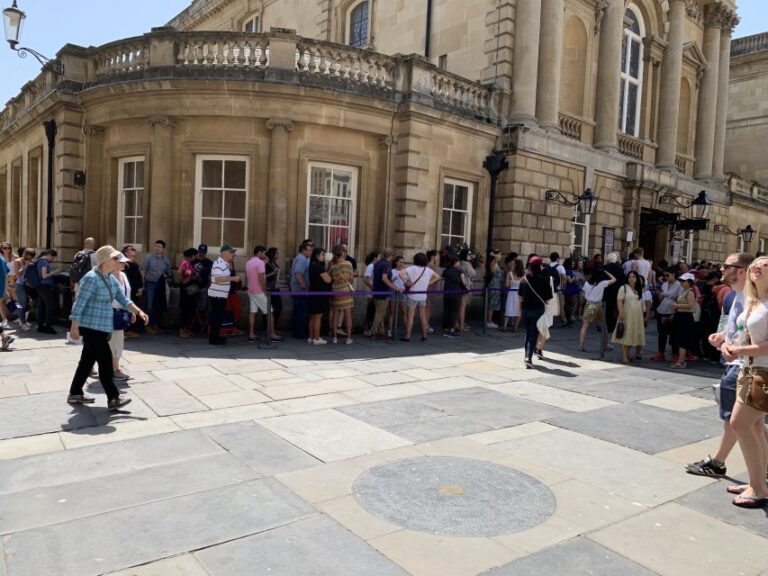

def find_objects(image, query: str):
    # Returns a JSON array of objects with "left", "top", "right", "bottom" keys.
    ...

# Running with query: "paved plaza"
[{"left": 0, "top": 324, "right": 767, "bottom": 576}]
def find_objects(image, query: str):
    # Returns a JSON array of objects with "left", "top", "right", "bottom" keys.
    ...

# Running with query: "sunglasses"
[{"left": 722, "top": 264, "right": 745, "bottom": 270}]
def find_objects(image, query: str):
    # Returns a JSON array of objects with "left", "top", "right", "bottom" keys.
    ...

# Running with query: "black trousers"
[
  {"left": 657, "top": 313, "right": 675, "bottom": 354},
  {"left": 69, "top": 327, "right": 119, "bottom": 400},
  {"left": 442, "top": 295, "right": 460, "bottom": 331},
  {"left": 208, "top": 296, "right": 227, "bottom": 343},
  {"left": 37, "top": 284, "right": 56, "bottom": 327}
]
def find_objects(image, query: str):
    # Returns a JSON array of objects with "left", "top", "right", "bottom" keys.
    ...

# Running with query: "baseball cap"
[
  {"left": 197, "top": 244, "right": 208, "bottom": 253},
  {"left": 678, "top": 272, "right": 696, "bottom": 282},
  {"left": 220, "top": 244, "right": 236, "bottom": 253},
  {"left": 529, "top": 256, "right": 543, "bottom": 266},
  {"left": 116, "top": 253, "right": 129, "bottom": 263}
]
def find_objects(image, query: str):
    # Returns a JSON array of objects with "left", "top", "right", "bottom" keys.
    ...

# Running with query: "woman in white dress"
[{"left": 502, "top": 258, "right": 524, "bottom": 331}]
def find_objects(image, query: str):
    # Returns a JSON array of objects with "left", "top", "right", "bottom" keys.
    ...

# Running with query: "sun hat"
[
  {"left": 95, "top": 245, "right": 122, "bottom": 266},
  {"left": 678, "top": 272, "right": 696, "bottom": 282}
]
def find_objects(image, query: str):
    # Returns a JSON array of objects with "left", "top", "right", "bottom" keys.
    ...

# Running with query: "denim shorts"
[{"left": 714, "top": 363, "right": 739, "bottom": 420}]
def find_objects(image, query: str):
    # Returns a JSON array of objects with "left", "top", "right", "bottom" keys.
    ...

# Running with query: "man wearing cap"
[
  {"left": 67, "top": 245, "right": 149, "bottom": 411},
  {"left": 208, "top": 244, "right": 241, "bottom": 345},
  {"left": 193, "top": 244, "right": 213, "bottom": 329}
]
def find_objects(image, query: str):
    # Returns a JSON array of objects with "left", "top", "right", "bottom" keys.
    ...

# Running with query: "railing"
[
  {"left": 675, "top": 153, "right": 695, "bottom": 176},
  {"left": 176, "top": 33, "right": 269, "bottom": 68},
  {"left": 731, "top": 32, "right": 768, "bottom": 57},
  {"left": 295, "top": 39, "right": 393, "bottom": 90},
  {"left": 0, "top": 70, "right": 56, "bottom": 132},
  {"left": 94, "top": 40, "right": 150, "bottom": 78},
  {"left": 430, "top": 70, "right": 491, "bottom": 118},
  {"left": 558, "top": 112, "right": 583, "bottom": 141},
  {"left": 618, "top": 133, "right": 644, "bottom": 160}
]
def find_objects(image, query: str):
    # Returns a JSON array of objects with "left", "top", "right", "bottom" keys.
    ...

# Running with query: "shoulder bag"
[
  {"left": 744, "top": 301, "right": 768, "bottom": 412},
  {"left": 99, "top": 272, "right": 131, "bottom": 331},
  {"left": 523, "top": 277, "right": 553, "bottom": 341}
]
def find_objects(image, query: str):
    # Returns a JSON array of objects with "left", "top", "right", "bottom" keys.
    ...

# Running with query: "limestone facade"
[{"left": 1, "top": 0, "right": 766, "bottom": 270}]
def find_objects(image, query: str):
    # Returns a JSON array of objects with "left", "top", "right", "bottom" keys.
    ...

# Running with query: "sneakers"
[
  {"left": 486, "top": 322, "right": 499, "bottom": 329},
  {"left": 685, "top": 456, "right": 727, "bottom": 478},
  {"left": 535, "top": 349, "right": 544, "bottom": 360},
  {"left": 427, "top": 326, "right": 435, "bottom": 334},
  {"left": 346, "top": 338, "right": 354, "bottom": 345},
  {"left": 524, "top": 359, "right": 533, "bottom": 369},
  {"left": 443, "top": 332, "right": 461, "bottom": 339},
  {"left": 20, "top": 322, "right": 31, "bottom": 331},
  {"left": 336, "top": 328, "right": 347, "bottom": 337},
  {"left": 1, "top": 334, "right": 14, "bottom": 351},
  {"left": 650, "top": 352, "right": 665, "bottom": 362},
  {"left": 312, "top": 338, "right": 327, "bottom": 345},
  {"left": 113, "top": 371, "right": 131, "bottom": 381}
]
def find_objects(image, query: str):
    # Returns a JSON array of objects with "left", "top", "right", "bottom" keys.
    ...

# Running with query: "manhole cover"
[{"left": 353, "top": 456, "right": 555, "bottom": 537}]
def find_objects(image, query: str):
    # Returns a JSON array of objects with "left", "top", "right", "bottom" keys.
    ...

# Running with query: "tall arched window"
[
  {"left": 347, "top": 1, "right": 369, "bottom": 48},
  {"left": 619, "top": 7, "right": 644, "bottom": 137}
]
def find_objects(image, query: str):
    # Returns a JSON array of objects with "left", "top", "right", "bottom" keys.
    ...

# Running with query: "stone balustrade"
[
  {"left": 1, "top": 28, "right": 500, "bottom": 136},
  {"left": 675, "top": 153, "right": 695, "bottom": 176},
  {"left": 617, "top": 133, "right": 644, "bottom": 160},
  {"left": 731, "top": 32, "right": 768, "bottom": 57},
  {"left": 558, "top": 112, "right": 582, "bottom": 141}
]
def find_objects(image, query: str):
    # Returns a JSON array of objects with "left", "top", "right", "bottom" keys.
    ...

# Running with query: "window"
[
  {"left": 619, "top": 7, "right": 644, "bottom": 137},
  {"left": 682, "top": 231, "right": 694, "bottom": 263},
  {"left": 118, "top": 157, "right": 145, "bottom": 251},
  {"left": 27, "top": 155, "right": 41, "bottom": 247},
  {"left": 438, "top": 55, "right": 448, "bottom": 70},
  {"left": 243, "top": 14, "right": 260, "bottom": 33},
  {"left": 347, "top": 0, "right": 369, "bottom": 48},
  {"left": 571, "top": 209, "right": 590, "bottom": 258},
  {"left": 195, "top": 156, "right": 248, "bottom": 252},
  {"left": 306, "top": 162, "right": 357, "bottom": 253},
  {"left": 441, "top": 179, "right": 473, "bottom": 248}
]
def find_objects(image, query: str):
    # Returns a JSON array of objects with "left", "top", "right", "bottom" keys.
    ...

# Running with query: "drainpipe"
[
  {"left": 43, "top": 119, "right": 56, "bottom": 249},
  {"left": 425, "top": 0, "right": 433, "bottom": 59}
]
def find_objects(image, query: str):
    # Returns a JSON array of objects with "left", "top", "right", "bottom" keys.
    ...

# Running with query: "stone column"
[
  {"left": 594, "top": 0, "right": 625, "bottom": 150},
  {"left": 266, "top": 118, "right": 294, "bottom": 251},
  {"left": 147, "top": 116, "right": 175, "bottom": 246},
  {"left": 655, "top": 0, "right": 686, "bottom": 169},
  {"left": 536, "top": 0, "right": 565, "bottom": 130},
  {"left": 712, "top": 12, "right": 738, "bottom": 179},
  {"left": 509, "top": 0, "right": 542, "bottom": 123},
  {"left": 694, "top": 4, "right": 725, "bottom": 180}
]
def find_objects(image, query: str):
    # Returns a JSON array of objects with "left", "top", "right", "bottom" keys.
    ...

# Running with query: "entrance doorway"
[{"left": 639, "top": 209, "right": 675, "bottom": 265}]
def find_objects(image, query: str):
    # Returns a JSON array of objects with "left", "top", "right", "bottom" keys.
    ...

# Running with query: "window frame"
[
  {"left": 570, "top": 208, "right": 591, "bottom": 258},
  {"left": 242, "top": 13, "right": 261, "bottom": 33},
  {"left": 345, "top": 0, "right": 370, "bottom": 48},
  {"left": 619, "top": 5, "right": 645, "bottom": 137},
  {"left": 440, "top": 178, "right": 474, "bottom": 249},
  {"left": 305, "top": 161, "right": 358, "bottom": 256},
  {"left": 194, "top": 155, "right": 250, "bottom": 254},
  {"left": 117, "top": 156, "right": 146, "bottom": 253}
]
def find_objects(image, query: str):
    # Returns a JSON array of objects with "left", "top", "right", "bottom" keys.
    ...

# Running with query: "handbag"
[
  {"left": 744, "top": 302, "right": 768, "bottom": 412},
  {"left": 113, "top": 309, "right": 132, "bottom": 330},
  {"left": 524, "top": 277, "right": 553, "bottom": 341},
  {"left": 615, "top": 321, "right": 625, "bottom": 339}
]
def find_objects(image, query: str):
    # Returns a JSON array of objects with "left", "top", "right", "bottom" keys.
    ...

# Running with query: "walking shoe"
[
  {"left": 1, "top": 334, "right": 14, "bottom": 350},
  {"left": 685, "top": 456, "right": 727, "bottom": 478},
  {"left": 108, "top": 397, "right": 132, "bottom": 411},
  {"left": 535, "top": 349, "right": 544, "bottom": 360},
  {"left": 486, "top": 322, "right": 499, "bottom": 329},
  {"left": 0, "top": 320, "right": 9, "bottom": 329},
  {"left": 650, "top": 352, "right": 665, "bottom": 362},
  {"left": 524, "top": 359, "right": 533, "bottom": 369},
  {"left": 346, "top": 338, "right": 354, "bottom": 345},
  {"left": 67, "top": 394, "right": 95, "bottom": 404},
  {"left": 428, "top": 326, "right": 435, "bottom": 334},
  {"left": 21, "top": 322, "right": 31, "bottom": 331},
  {"left": 312, "top": 338, "right": 327, "bottom": 345},
  {"left": 113, "top": 371, "right": 131, "bottom": 381},
  {"left": 337, "top": 328, "right": 347, "bottom": 337}
]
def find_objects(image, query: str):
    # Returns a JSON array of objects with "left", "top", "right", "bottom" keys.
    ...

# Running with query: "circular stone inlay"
[{"left": 352, "top": 456, "right": 555, "bottom": 537}]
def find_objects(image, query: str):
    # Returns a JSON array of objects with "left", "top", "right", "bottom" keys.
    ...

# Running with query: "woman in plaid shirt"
[{"left": 67, "top": 245, "right": 148, "bottom": 411}]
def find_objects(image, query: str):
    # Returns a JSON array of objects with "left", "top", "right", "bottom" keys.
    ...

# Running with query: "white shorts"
[{"left": 248, "top": 292, "right": 270, "bottom": 314}]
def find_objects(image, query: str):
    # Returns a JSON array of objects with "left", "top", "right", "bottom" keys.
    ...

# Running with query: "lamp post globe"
[
  {"left": 2, "top": 0, "right": 24, "bottom": 49},
  {"left": 741, "top": 225, "right": 755, "bottom": 245},
  {"left": 578, "top": 188, "right": 597, "bottom": 216},
  {"left": 691, "top": 190, "right": 711, "bottom": 220}
]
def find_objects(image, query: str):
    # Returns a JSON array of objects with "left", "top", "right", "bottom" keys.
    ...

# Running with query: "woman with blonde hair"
[
  {"left": 722, "top": 256, "right": 768, "bottom": 507},
  {"left": 328, "top": 244, "right": 355, "bottom": 344}
]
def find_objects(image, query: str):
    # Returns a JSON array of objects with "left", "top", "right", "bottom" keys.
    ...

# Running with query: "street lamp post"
[{"left": 3, "top": 0, "right": 64, "bottom": 74}]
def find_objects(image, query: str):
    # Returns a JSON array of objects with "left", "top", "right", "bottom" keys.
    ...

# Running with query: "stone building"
[{"left": 1, "top": 0, "right": 765, "bottom": 268}]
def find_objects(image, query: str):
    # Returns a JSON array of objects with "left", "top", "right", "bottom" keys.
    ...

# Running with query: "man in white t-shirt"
[
  {"left": 246, "top": 245, "right": 282, "bottom": 343},
  {"left": 623, "top": 247, "right": 652, "bottom": 285},
  {"left": 400, "top": 253, "right": 440, "bottom": 341},
  {"left": 208, "top": 244, "right": 240, "bottom": 345}
]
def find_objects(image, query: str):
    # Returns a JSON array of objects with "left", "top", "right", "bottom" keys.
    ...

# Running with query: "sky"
[{"left": 0, "top": 0, "right": 767, "bottom": 106}]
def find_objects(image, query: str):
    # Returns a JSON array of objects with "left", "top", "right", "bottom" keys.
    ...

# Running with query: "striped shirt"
[
  {"left": 208, "top": 257, "right": 231, "bottom": 299},
  {"left": 70, "top": 269, "right": 133, "bottom": 333}
]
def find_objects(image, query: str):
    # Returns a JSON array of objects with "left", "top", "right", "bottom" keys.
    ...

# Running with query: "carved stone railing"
[
  {"left": 94, "top": 39, "right": 150, "bottom": 78},
  {"left": 430, "top": 69, "right": 491, "bottom": 118},
  {"left": 675, "top": 153, "right": 695, "bottom": 176},
  {"left": 731, "top": 32, "right": 768, "bottom": 57},
  {"left": 176, "top": 32, "right": 269, "bottom": 68},
  {"left": 0, "top": 69, "right": 56, "bottom": 132},
  {"left": 727, "top": 172, "right": 768, "bottom": 205},
  {"left": 618, "top": 133, "right": 644, "bottom": 160},
  {"left": 295, "top": 39, "right": 393, "bottom": 90},
  {"left": 558, "top": 112, "right": 582, "bottom": 141}
]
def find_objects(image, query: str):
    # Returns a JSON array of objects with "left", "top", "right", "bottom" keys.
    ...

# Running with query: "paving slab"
[
  {"left": 495, "top": 429, "right": 713, "bottom": 507},
  {"left": 0, "top": 429, "right": 221, "bottom": 495},
  {"left": 542, "top": 376, "right": 695, "bottom": 402},
  {"left": 384, "top": 416, "right": 493, "bottom": 442},
  {"left": 639, "top": 393, "right": 716, "bottom": 412},
  {"left": 545, "top": 402, "right": 722, "bottom": 454},
  {"left": 589, "top": 502, "right": 768, "bottom": 576},
  {"left": 480, "top": 537, "right": 658, "bottom": 575},
  {"left": 0, "top": 392, "right": 99, "bottom": 439},
  {"left": 3, "top": 479, "right": 316, "bottom": 576},
  {"left": 0, "top": 433, "right": 63, "bottom": 460},
  {"left": 0, "top": 452, "right": 259, "bottom": 534},
  {"left": 106, "top": 554, "right": 209, "bottom": 576},
  {"left": 0, "top": 538, "right": 6, "bottom": 576},
  {"left": 196, "top": 514, "right": 409, "bottom": 576},
  {"left": 200, "top": 420, "right": 320, "bottom": 476},
  {"left": 489, "top": 381, "right": 618, "bottom": 412},
  {"left": 138, "top": 393, "right": 209, "bottom": 416},
  {"left": 259, "top": 409, "right": 412, "bottom": 462}
]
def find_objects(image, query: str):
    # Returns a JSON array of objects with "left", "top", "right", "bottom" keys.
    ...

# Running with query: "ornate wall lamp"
[
  {"left": 544, "top": 187, "right": 599, "bottom": 216},
  {"left": 658, "top": 190, "right": 712, "bottom": 220},
  {"left": 713, "top": 224, "right": 755, "bottom": 245},
  {"left": 3, "top": 0, "right": 63, "bottom": 74}
]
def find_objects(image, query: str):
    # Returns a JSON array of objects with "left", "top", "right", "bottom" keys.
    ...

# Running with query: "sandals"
[
  {"left": 400, "top": 337, "right": 411, "bottom": 342},
  {"left": 670, "top": 362, "right": 687, "bottom": 369},
  {"left": 732, "top": 493, "right": 768, "bottom": 508},
  {"left": 108, "top": 397, "right": 132, "bottom": 411},
  {"left": 67, "top": 394, "right": 95, "bottom": 404},
  {"left": 727, "top": 484, "right": 748, "bottom": 495}
]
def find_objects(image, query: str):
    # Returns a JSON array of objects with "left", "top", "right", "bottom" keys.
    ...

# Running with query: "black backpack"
[
  {"left": 545, "top": 264, "right": 561, "bottom": 292},
  {"left": 69, "top": 249, "right": 94, "bottom": 284},
  {"left": 24, "top": 259, "right": 43, "bottom": 289}
]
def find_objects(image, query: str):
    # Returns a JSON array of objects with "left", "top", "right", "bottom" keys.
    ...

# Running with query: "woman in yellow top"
[
  {"left": 328, "top": 244, "right": 355, "bottom": 344},
  {"left": 612, "top": 270, "right": 646, "bottom": 363}
]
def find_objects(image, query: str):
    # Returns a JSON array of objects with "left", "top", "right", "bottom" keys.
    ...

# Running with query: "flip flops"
[{"left": 732, "top": 493, "right": 768, "bottom": 508}]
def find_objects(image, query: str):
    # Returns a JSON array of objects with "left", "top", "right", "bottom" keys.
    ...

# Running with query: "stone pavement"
[{"left": 0, "top": 322, "right": 767, "bottom": 576}]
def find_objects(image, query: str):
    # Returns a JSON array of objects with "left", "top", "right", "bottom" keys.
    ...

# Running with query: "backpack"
[
  {"left": 24, "top": 259, "right": 43, "bottom": 289},
  {"left": 70, "top": 249, "right": 94, "bottom": 284},
  {"left": 545, "top": 265, "right": 561, "bottom": 292}
]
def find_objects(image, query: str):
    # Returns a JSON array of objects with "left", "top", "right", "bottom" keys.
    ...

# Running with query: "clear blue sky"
[{"left": 1, "top": 0, "right": 767, "bottom": 106}]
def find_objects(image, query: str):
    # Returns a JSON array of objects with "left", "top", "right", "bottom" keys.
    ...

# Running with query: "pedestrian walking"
[
  {"left": 578, "top": 268, "right": 616, "bottom": 351},
  {"left": 67, "top": 245, "right": 148, "bottom": 410},
  {"left": 109, "top": 252, "right": 133, "bottom": 381},
  {"left": 519, "top": 256, "right": 553, "bottom": 369}
]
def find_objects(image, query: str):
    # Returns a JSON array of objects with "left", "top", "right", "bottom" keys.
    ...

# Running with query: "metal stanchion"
[
  {"left": 599, "top": 302, "right": 607, "bottom": 360},
  {"left": 393, "top": 294, "right": 400, "bottom": 342},
  {"left": 258, "top": 290, "right": 278, "bottom": 349},
  {"left": 482, "top": 287, "right": 488, "bottom": 335}
]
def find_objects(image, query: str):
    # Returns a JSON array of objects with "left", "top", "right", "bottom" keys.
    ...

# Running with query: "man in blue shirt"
[
  {"left": 140, "top": 240, "right": 171, "bottom": 334},
  {"left": 370, "top": 249, "right": 401, "bottom": 338},
  {"left": 290, "top": 242, "right": 312, "bottom": 339},
  {"left": 36, "top": 249, "right": 59, "bottom": 334}
]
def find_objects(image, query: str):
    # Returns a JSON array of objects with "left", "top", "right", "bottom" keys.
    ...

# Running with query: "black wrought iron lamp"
[
  {"left": 658, "top": 190, "right": 712, "bottom": 220},
  {"left": 544, "top": 187, "right": 598, "bottom": 216},
  {"left": 713, "top": 224, "right": 755, "bottom": 245},
  {"left": 3, "top": 0, "right": 63, "bottom": 74}
]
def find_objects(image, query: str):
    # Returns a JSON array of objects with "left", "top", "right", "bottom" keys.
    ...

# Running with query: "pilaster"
[
  {"left": 147, "top": 115, "right": 176, "bottom": 246},
  {"left": 266, "top": 118, "right": 294, "bottom": 253},
  {"left": 536, "top": 0, "right": 565, "bottom": 131},
  {"left": 509, "top": 0, "right": 541, "bottom": 124},
  {"left": 656, "top": 0, "right": 686, "bottom": 169},
  {"left": 594, "top": 0, "right": 624, "bottom": 151},
  {"left": 712, "top": 10, "right": 739, "bottom": 179}
]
